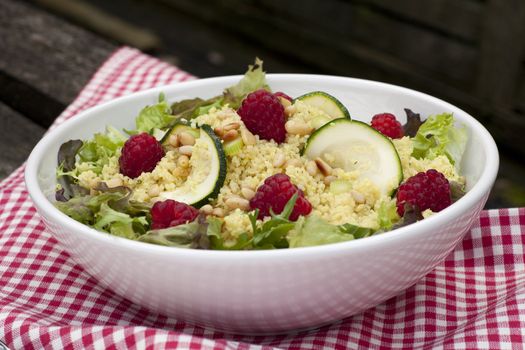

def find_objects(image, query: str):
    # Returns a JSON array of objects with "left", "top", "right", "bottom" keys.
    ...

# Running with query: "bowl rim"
[{"left": 25, "top": 74, "right": 499, "bottom": 260}]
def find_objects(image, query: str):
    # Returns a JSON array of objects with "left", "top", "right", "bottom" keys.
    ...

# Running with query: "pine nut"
[
  {"left": 222, "top": 129, "right": 239, "bottom": 141},
  {"left": 284, "top": 105, "right": 296, "bottom": 117},
  {"left": 212, "top": 207, "right": 225, "bottom": 217},
  {"left": 273, "top": 152, "right": 286, "bottom": 167},
  {"left": 306, "top": 160, "right": 318, "bottom": 176},
  {"left": 241, "top": 187, "right": 256, "bottom": 200},
  {"left": 148, "top": 184, "right": 161, "bottom": 197},
  {"left": 285, "top": 158, "right": 302, "bottom": 168},
  {"left": 315, "top": 157, "right": 333, "bottom": 176},
  {"left": 177, "top": 155, "right": 189, "bottom": 168},
  {"left": 229, "top": 181, "right": 240, "bottom": 193},
  {"left": 223, "top": 122, "right": 241, "bottom": 131},
  {"left": 200, "top": 204, "right": 213, "bottom": 215},
  {"left": 105, "top": 177, "right": 123, "bottom": 188},
  {"left": 178, "top": 145, "right": 193, "bottom": 156},
  {"left": 351, "top": 190, "right": 365, "bottom": 204},
  {"left": 285, "top": 120, "right": 313, "bottom": 135},
  {"left": 164, "top": 162, "right": 176, "bottom": 171},
  {"left": 278, "top": 97, "right": 292, "bottom": 108},
  {"left": 225, "top": 196, "right": 250, "bottom": 210},
  {"left": 168, "top": 134, "right": 179, "bottom": 147},
  {"left": 178, "top": 132, "right": 195, "bottom": 146},
  {"left": 214, "top": 126, "right": 224, "bottom": 137},
  {"left": 323, "top": 175, "right": 336, "bottom": 185},
  {"left": 240, "top": 128, "right": 256, "bottom": 145}
]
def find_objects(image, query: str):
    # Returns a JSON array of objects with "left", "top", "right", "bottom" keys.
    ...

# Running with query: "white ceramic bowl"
[{"left": 25, "top": 75, "right": 498, "bottom": 334}]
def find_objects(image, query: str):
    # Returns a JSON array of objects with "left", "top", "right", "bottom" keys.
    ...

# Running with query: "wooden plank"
[
  {"left": 517, "top": 69, "right": 525, "bottom": 112},
  {"left": 72, "top": 0, "right": 315, "bottom": 77},
  {"left": 0, "top": 0, "right": 116, "bottom": 127},
  {"left": 161, "top": 0, "right": 477, "bottom": 86},
  {"left": 0, "top": 102, "right": 45, "bottom": 179},
  {"left": 159, "top": 0, "right": 476, "bottom": 96},
  {"left": 35, "top": 0, "right": 161, "bottom": 51},
  {"left": 253, "top": 0, "right": 478, "bottom": 85},
  {"left": 357, "top": 0, "right": 482, "bottom": 42},
  {"left": 475, "top": 0, "right": 525, "bottom": 112}
]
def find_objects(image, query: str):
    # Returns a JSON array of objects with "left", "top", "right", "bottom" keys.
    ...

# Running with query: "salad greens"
[
  {"left": 135, "top": 93, "right": 175, "bottom": 133},
  {"left": 139, "top": 215, "right": 211, "bottom": 249},
  {"left": 140, "top": 194, "right": 372, "bottom": 250},
  {"left": 55, "top": 184, "right": 150, "bottom": 239},
  {"left": 377, "top": 200, "right": 400, "bottom": 231},
  {"left": 412, "top": 113, "right": 468, "bottom": 168},
  {"left": 53, "top": 59, "right": 469, "bottom": 251},
  {"left": 76, "top": 126, "right": 126, "bottom": 175}
]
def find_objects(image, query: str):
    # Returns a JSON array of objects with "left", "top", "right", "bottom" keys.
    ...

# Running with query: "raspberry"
[
  {"left": 371, "top": 113, "right": 404, "bottom": 139},
  {"left": 237, "top": 89, "right": 286, "bottom": 143},
  {"left": 119, "top": 133, "right": 165, "bottom": 178},
  {"left": 250, "top": 174, "right": 312, "bottom": 221},
  {"left": 274, "top": 91, "right": 292, "bottom": 101},
  {"left": 396, "top": 169, "right": 451, "bottom": 216},
  {"left": 150, "top": 199, "right": 199, "bottom": 229}
]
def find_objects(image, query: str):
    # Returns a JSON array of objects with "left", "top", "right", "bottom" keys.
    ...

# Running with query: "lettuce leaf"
[
  {"left": 77, "top": 126, "right": 126, "bottom": 174},
  {"left": 55, "top": 187, "right": 129, "bottom": 224},
  {"left": 377, "top": 200, "right": 400, "bottom": 231},
  {"left": 55, "top": 185, "right": 149, "bottom": 238},
  {"left": 56, "top": 139, "right": 87, "bottom": 201},
  {"left": 411, "top": 113, "right": 467, "bottom": 167},
  {"left": 207, "top": 216, "right": 252, "bottom": 250},
  {"left": 403, "top": 108, "right": 424, "bottom": 137},
  {"left": 135, "top": 93, "right": 175, "bottom": 133},
  {"left": 223, "top": 58, "right": 270, "bottom": 109},
  {"left": 249, "top": 193, "right": 298, "bottom": 249},
  {"left": 138, "top": 215, "right": 210, "bottom": 249},
  {"left": 288, "top": 215, "right": 356, "bottom": 248}
]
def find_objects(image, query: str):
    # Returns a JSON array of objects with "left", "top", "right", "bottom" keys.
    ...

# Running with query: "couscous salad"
[{"left": 55, "top": 60, "right": 468, "bottom": 250}]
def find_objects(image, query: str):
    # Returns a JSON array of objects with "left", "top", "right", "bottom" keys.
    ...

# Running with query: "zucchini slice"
[
  {"left": 159, "top": 124, "right": 227, "bottom": 207},
  {"left": 304, "top": 118, "right": 402, "bottom": 196},
  {"left": 295, "top": 91, "right": 351, "bottom": 120}
]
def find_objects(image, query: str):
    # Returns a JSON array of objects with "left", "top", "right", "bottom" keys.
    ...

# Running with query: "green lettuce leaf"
[
  {"left": 55, "top": 187, "right": 129, "bottom": 224},
  {"left": 93, "top": 202, "right": 148, "bottom": 239},
  {"left": 135, "top": 93, "right": 175, "bottom": 133},
  {"left": 411, "top": 113, "right": 468, "bottom": 167},
  {"left": 377, "top": 200, "right": 400, "bottom": 231},
  {"left": 249, "top": 193, "right": 299, "bottom": 249},
  {"left": 288, "top": 215, "right": 356, "bottom": 248},
  {"left": 223, "top": 58, "right": 270, "bottom": 109},
  {"left": 77, "top": 126, "right": 126, "bottom": 174},
  {"left": 55, "top": 185, "right": 149, "bottom": 239},
  {"left": 339, "top": 222, "right": 375, "bottom": 239}
]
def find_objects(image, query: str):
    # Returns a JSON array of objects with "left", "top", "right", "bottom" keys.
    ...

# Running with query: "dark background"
[{"left": 1, "top": 0, "right": 524, "bottom": 208}]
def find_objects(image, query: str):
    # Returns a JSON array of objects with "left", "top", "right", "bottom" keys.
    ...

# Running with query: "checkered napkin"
[{"left": 1, "top": 47, "right": 524, "bottom": 350}]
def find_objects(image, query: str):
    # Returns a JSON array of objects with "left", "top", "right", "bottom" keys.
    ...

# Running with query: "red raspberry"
[
  {"left": 119, "top": 133, "right": 165, "bottom": 178},
  {"left": 237, "top": 89, "right": 286, "bottom": 143},
  {"left": 150, "top": 199, "right": 199, "bottom": 229},
  {"left": 274, "top": 91, "right": 292, "bottom": 101},
  {"left": 396, "top": 169, "right": 451, "bottom": 216},
  {"left": 250, "top": 174, "right": 312, "bottom": 221},
  {"left": 371, "top": 113, "right": 404, "bottom": 139}
]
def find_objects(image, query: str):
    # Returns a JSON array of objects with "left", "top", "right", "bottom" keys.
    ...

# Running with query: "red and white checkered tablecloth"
[{"left": 1, "top": 47, "right": 524, "bottom": 349}]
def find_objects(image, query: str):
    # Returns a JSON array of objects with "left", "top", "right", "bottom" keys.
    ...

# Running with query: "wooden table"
[{"left": 0, "top": 0, "right": 116, "bottom": 178}]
